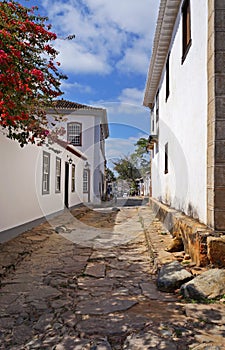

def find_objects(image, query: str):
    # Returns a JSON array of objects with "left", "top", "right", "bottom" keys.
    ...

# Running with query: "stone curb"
[{"left": 138, "top": 207, "right": 177, "bottom": 272}]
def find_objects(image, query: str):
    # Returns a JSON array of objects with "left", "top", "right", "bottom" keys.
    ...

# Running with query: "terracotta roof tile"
[{"left": 52, "top": 99, "right": 103, "bottom": 111}]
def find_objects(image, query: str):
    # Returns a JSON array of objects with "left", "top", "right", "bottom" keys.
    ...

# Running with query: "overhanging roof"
[
  {"left": 143, "top": 0, "right": 181, "bottom": 108},
  {"left": 55, "top": 139, "right": 87, "bottom": 160},
  {"left": 47, "top": 99, "right": 109, "bottom": 140},
  {"left": 52, "top": 99, "right": 102, "bottom": 111}
]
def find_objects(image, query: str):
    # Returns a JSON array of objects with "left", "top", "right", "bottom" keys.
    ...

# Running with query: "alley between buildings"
[{"left": 0, "top": 203, "right": 224, "bottom": 349}]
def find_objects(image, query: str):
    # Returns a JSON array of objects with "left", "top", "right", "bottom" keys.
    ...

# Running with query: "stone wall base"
[
  {"left": 149, "top": 198, "right": 225, "bottom": 267},
  {"left": 207, "top": 236, "right": 225, "bottom": 267}
]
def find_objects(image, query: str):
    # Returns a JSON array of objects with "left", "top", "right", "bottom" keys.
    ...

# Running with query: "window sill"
[{"left": 70, "top": 143, "right": 82, "bottom": 147}]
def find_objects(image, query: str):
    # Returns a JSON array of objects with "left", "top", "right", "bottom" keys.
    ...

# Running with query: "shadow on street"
[{"left": 92, "top": 196, "right": 149, "bottom": 209}]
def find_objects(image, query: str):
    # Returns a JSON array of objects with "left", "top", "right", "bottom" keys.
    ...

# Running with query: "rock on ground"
[
  {"left": 157, "top": 261, "right": 193, "bottom": 292},
  {"left": 181, "top": 268, "right": 225, "bottom": 300}
]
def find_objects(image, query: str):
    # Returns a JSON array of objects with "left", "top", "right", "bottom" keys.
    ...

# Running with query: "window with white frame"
[
  {"left": 83, "top": 169, "right": 89, "bottom": 193},
  {"left": 67, "top": 122, "right": 82, "bottom": 146},
  {"left": 42, "top": 151, "right": 50, "bottom": 194},
  {"left": 71, "top": 164, "right": 75, "bottom": 192},
  {"left": 55, "top": 157, "right": 61, "bottom": 193}
]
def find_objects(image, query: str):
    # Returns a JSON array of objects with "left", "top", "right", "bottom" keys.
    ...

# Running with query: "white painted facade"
[
  {"left": 0, "top": 101, "right": 108, "bottom": 237},
  {"left": 144, "top": 0, "right": 208, "bottom": 224},
  {"left": 142, "top": 173, "right": 151, "bottom": 196},
  {"left": 47, "top": 103, "right": 109, "bottom": 204},
  {"left": 0, "top": 130, "right": 86, "bottom": 234}
]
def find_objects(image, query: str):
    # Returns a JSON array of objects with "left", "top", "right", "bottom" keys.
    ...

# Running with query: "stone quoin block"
[
  {"left": 215, "top": 188, "right": 225, "bottom": 209},
  {"left": 214, "top": 210, "right": 225, "bottom": 231},
  {"left": 215, "top": 165, "right": 225, "bottom": 186},
  {"left": 207, "top": 236, "right": 225, "bottom": 267},
  {"left": 216, "top": 96, "right": 225, "bottom": 119},
  {"left": 215, "top": 140, "right": 225, "bottom": 163}
]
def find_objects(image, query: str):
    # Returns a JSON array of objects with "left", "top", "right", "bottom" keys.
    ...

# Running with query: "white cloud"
[
  {"left": 91, "top": 87, "right": 147, "bottom": 111},
  {"left": 40, "top": 0, "right": 160, "bottom": 75},
  {"left": 106, "top": 137, "right": 137, "bottom": 160},
  {"left": 116, "top": 48, "right": 150, "bottom": 75},
  {"left": 55, "top": 41, "right": 111, "bottom": 74},
  {"left": 85, "top": 0, "right": 158, "bottom": 35},
  {"left": 60, "top": 80, "right": 93, "bottom": 93},
  {"left": 106, "top": 133, "right": 148, "bottom": 164},
  {"left": 119, "top": 88, "right": 145, "bottom": 106}
]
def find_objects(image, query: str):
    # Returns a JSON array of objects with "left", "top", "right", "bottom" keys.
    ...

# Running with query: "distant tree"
[
  {"left": 131, "top": 137, "right": 150, "bottom": 176},
  {"left": 0, "top": 0, "right": 67, "bottom": 146},
  {"left": 112, "top": 137, "right": 150, "bottom": 195},
  {"left": 113, "top": 156, "right": 141, "bottom": 193},
  {"left": 106, "top": 167, "right": 116, "bottom": 182},
  {"left": 134, "top": 137, "right": 149, "bottom": 156}
]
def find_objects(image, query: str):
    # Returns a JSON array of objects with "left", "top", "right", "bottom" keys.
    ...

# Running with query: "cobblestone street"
[{"left": 0, "top": 204, "right": 225, "bottom": 349}]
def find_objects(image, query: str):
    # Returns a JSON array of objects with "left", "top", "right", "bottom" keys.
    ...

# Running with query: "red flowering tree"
[{"left": 0, "top": 0, "right": 67, "bottom": 146}]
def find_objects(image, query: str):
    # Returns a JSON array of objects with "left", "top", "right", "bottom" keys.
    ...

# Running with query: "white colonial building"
[
  {"left": 0, "top": 131, "right": 87, "bottom": 240},
  {"left": 0, "top": 100, "right": 109, "bottom": 241},
  {"left": 144, "top": 0, "right": 225, "bottom": 232},
  {"left": 48, "top": 100, "right": 109, "bottom": 204}
]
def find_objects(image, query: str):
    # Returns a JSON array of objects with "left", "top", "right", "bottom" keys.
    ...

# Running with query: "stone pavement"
[{"left": 0, "top": 205, "right": 225, "bottom": 349}]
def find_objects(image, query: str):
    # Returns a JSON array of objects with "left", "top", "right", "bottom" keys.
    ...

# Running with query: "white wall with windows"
[
  {"left": 149, "top": 0, "right": 208, "bottom": 223},
  {"left": 0, "top": 131, "right": 86, "bottom": 234},
  {"left": 47, "top": 108, "right": 108, "bottom": 204}
]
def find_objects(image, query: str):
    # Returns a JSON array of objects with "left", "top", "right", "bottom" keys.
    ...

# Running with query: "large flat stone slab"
[
  {"left": 85, "top": 262, "right": 106, "bottom": 278},
  {"left": 123, "top": 329, "right": 177, "bottom": 350},
  {"left": 25, "top": 285, "right": 62, "bottom": 302},
  {"left": 76, "top": 313, "right": 148, "bottom": 336},
  {"left": 77, "top": 277, "right": 114, "bottom": 291},
  {"left": 76, "top": 297, "right": 137, "bottom": 315},
  {"left": 140, "top": 282, "right": 177, "bottom": 301},
  {"left": 181, "top": 268, "right": 225, "bottom": 300},
  {"left": 90, "top": 251, "right": 117, "bottom": 260},
  {"left": 11, "top": 324, "right": 33, "bottom": 345}
]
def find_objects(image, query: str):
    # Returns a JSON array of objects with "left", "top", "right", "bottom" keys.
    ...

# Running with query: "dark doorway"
[{"left": 64, "top": 162, "right": 69, "bottom": 208}]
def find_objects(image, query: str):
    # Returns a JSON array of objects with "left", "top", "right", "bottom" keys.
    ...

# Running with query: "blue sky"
[{"left": 20, "top": 0, "right": 160, "bottom": 165}]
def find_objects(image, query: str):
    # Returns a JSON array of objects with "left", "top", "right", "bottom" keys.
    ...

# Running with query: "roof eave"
[
  {"left": 143, "top": 0, "right": 181, "bottom": 108},
  {"left": 47, "top": 102, "right": 109, "bottom": 140}
]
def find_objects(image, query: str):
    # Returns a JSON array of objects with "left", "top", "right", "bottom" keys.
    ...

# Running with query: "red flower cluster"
[
  {"left": 0, "top": 0, "right": 66, "bottom": 147},
  {"left": 30, "top": 68, "right": 45, "bottom": 82}
]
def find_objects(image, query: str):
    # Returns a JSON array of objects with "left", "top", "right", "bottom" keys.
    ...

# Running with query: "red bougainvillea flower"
[
  {"left": 30, "top": 68, "right": 45, "bottom": 82},
  {"left": 0, "top": 0, "right": 67, "bottom": 147}
]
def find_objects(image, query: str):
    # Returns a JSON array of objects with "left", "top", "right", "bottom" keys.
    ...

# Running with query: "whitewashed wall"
[
  {"left": 151, "top": 0, "right": 208, "bottom": 223},
  {"left": 0, "top": 131, "right": 84, "bottom": 233},
  {"left": 49, "top": 112, "right": 107, "bottom": 203}
]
